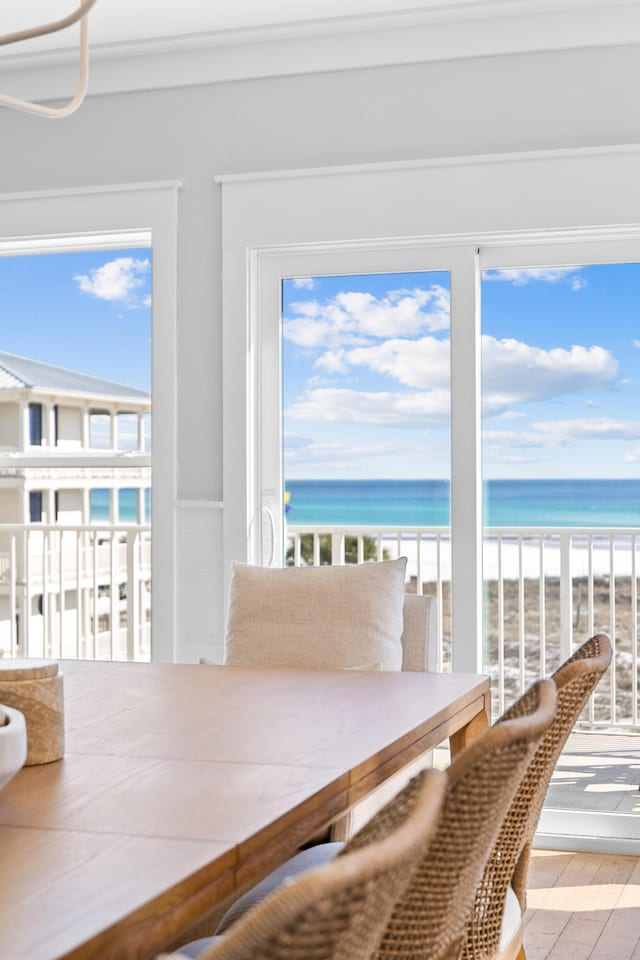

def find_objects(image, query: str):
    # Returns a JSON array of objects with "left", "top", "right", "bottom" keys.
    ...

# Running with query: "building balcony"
[{"left": 0, "top": 522, "right": 151, "bottom": 663}]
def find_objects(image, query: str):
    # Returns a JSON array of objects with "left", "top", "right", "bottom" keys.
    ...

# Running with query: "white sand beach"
[{"left": 380, "top": 534, "right": 640, "bottom": 583}]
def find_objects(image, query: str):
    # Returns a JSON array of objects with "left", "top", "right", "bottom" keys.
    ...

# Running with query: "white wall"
[
  {"left": 56, "top": 406, "right": 82, "bottom": 449},
  {"left": 1, "top": 43, "right": 639, "bottom": 659},
  {"left": 0, "top": 403, "right": 19, "bottom": 450}
]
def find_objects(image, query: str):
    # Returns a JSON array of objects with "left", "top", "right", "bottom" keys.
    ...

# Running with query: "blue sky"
[
  {"left": 282, "top": 263, "right": 640, "bottom": 480},
  {"left": 0, "top": 248, "right": 152, "bottom": 392}
]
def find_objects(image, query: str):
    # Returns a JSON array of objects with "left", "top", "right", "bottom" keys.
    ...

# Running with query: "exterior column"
[
  {"left": 110, "top": 411, "right": 119, "bottom": 451},
  {"left": 110, "top": 489, "right": 118, "bottom": 524},
  {"left": 45, "top": 404, "right": 56, "bottom": 448},
  {"left": 82, "top": 587, "right": 92, "bottom": 657},
  {"left": 19, "top": 400, "right": 30, "bottom": 451},
  {"left": 46, "top": 489, "right": 56, "bottom": 525},
  {"left": 82, "top": 488, "right": 91, "bottom": 525},
  {"left": 21, "top": 489, "right": 30, "bottom": 524},
  {"left": 137, "top": 413, "right": 145, "bottom": 452},
  {"left": 82, "top": 408, "right": 90, "bottom": 450},
  {"left": 137, "top": 487, "right": 146, "bottom": 524}
]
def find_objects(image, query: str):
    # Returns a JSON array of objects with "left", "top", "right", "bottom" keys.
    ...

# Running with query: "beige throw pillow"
[{"left": 224, "top": 557, "right": 407, "bottom": 671}]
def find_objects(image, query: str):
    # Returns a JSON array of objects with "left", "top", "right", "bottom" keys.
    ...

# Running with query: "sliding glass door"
[
  {"left": 254, "top": 244, "right": 482, "bottom": 673},
  {"left": 480, "top": 239, "right": 640, "bottom": 847}
]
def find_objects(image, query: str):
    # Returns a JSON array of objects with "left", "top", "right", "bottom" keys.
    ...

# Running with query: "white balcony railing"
[
  {"left": 287, "top": 524, "right": 640, "bottom": 730},
  {"left": 0, "top": 523, "right": 151, "bottom": 663}
]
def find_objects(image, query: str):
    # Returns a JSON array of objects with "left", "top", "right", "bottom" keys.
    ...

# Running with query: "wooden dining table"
[{"left": 0, "top": 659, "right": 490, "bottom": 960}]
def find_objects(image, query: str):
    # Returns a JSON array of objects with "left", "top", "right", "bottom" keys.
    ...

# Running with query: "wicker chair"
[
  {"left": 158, "top": 768, "right": 447, "bottom": 960},
  {"left": 461, "top": 633, "right": 613, "bottom": 960},
  {"left": 354, "top": 677, "right": 556, "bottom": 960},
  {"left": 194, "top": 677, "right": 556, "bottom": 960}
]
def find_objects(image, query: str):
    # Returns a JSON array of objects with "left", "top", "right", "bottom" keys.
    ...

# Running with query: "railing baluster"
[
  {"left": 633, "top": 534, "right": 638, "bottom": 728},
  {"left": 609, "top": 534, "right": 616, "bottom": 724},
  {"left": 497, "top": 533, "right": 505, "bottom": 715},
  {"left": 43, "top": 530, "right": 49, "bottom": 658},
  {"left": 559, "top": 532, "right": 573, "bottom": 663},
  {"left": 588, "top": 533, "right": 595, "bottom": 724},
  {"left": 539, "top": 535, "right": 546, "bottom": 676},
  {"left": 436, "top": 533, "right": 443, "bottom": 672},
  {"left": 9, "top": 535, "right": 16, "bottom": 657},
  {"left": 331, "top": 533, "right": 345, "bottom": 565},
  {"left": 76, "top": 532, "right": 82, "bottom": 658},
  {"left": 110, "top": 535, "right": 118, "bottom": 660},
  {"left": 92, "top": 532, "right": 98, "bottom": 659},
  {"left": 24, "top": 529, "right": 31, "bottom": 657},
  {"left": 518, "top": 536, "right": 525, "bottom": 695}
]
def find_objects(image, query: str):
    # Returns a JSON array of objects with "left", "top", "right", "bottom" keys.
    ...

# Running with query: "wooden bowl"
[{"left": 0, "top": 660, "right": 64, "bottom": 765}]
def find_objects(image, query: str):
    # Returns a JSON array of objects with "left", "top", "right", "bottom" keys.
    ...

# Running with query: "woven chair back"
[
  {"left": 462, "top": 633, "right": 612, "bottom": 960},
  {"left": 160, "top": 768, "right": 447, "bottom": 960},
  {"left": 342, "top": 678, "right": 557, "bottom": 960}
]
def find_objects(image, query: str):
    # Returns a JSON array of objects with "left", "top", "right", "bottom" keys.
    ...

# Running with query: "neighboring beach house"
[{"left": 0, "top": 351, "right": 151, "bottom": 659}]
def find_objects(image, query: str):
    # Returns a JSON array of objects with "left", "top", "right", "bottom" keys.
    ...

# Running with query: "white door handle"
[{"left": 261, "top": 502, "right": 276, "bottom": 567}]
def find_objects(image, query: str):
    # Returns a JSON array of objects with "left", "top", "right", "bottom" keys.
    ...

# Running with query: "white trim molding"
[
  {"left": 0, "top": 181, "right": 180, "bottom": 663},
  {"left": 0, "top": 1, "right": 639, "bottom": 101},
  {"left": 221, "top": 138, "right": 640, "bottom": 743}
]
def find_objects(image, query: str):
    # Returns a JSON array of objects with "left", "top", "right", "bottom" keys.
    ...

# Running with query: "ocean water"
[
  {"left": 285, "top": 479, "right": 640, "bottom": 528},
  {"left": 90, "top": 488, "right": 151, "bottom": 523}
]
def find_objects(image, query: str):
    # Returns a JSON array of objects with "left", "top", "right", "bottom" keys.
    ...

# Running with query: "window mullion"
[{"left": 450, "top": 247, "right": 483, "bottom": 674}]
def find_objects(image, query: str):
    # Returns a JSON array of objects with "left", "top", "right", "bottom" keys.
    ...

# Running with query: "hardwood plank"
[{"left": 523, "top": 850, "right": 640, "bottom": 960}]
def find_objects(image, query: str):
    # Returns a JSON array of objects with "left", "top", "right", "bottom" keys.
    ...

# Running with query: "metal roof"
[{"left": 0, "top": 351, "right": 150, "bottom": 401}]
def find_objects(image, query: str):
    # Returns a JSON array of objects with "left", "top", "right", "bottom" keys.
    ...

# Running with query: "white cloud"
[
  {"left": 481, "top": 336, "right": 617, "bottom": 414},
  {"left": 284, "top": 438, "right": 428, "bottom": 472},
  {"left": 292, "top": 332, "right": 618, "bottom": 428},
  {"left": 484, "top": 452, "right": 542, "bottom": 465},
  {"left": 324, "top": 334, "right": 617, "bottom": 416},
  {"left": 283, "top": 285, "right": 450, "bottom": 349},
  {"left": 485, "top": 417, "right": 640, "bottom": 449},
  {"left": 283, "top": 433, "right": 313, "bottom": 450},
  {"left": 634, "top": 340, "right": 640, "bottom": 349},
  {"left": 75, "top": 257, "right": 150, "bottom": 303},
  {"left": 286, "top": 387, "right": 450, "bottom": 426},
  {"left": 494, "top": 410, "right": 527, "bottom": 420},
  {"left": 333, "top": 336, "right": 450, "bottom": 389},
  {"left": 314, "top": 349, "right": 349, "bottom": 374},
  {"left": 292, "top": 277, "right": 315, "bottom": 290},
  {"left": 483, "top": 267, "right": 584, "bottom": 287},
  {"left": 625, "top": 447, "right": 640, "bottom": 463}
]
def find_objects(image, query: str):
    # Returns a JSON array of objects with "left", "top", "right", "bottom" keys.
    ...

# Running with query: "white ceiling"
[
  {"left": 0, "top": 0, "right": 631, "bottom": 55},
  {"left": 0, "top": 0, "right": 639, "bottom": 102},
  {"left": 0, "top": 1, "right": 495, "bottom": 53}
]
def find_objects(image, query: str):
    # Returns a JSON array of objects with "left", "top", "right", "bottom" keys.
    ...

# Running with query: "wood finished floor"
[{"left": 524, "top": 850, "right": 640, "bottom": 960}]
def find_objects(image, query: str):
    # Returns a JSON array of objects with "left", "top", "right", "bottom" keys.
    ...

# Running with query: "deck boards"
[{"left": 524, "top": 850, "right": 640, "bottom": 960}]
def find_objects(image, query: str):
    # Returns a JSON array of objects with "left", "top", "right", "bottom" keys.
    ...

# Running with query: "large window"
[
  {"left": 29, "top": 402, "right": 42, "bottom": 446},
  {"left": 221, "top": 146, "right": 640, "bottom": 850},
  {"left": 0, "top": 182, "right": 178, "bottom": 662}
]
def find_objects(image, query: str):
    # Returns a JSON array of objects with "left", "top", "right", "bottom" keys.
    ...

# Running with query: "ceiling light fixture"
[{"left": 0, "top": 0, "right": 98, "bottom": 119}]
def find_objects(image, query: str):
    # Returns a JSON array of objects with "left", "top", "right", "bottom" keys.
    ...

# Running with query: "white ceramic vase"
[{"left": 0, "top": 704, "right": 27, "bottom": 791}]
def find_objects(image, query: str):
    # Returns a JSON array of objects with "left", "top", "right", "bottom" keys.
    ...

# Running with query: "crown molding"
[{"left": 0, "top": 1, "right": 638, "bottom": 102}]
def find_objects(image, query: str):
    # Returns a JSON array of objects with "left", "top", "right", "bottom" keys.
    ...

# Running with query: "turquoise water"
[
  {"left": 90, "top": 488, "right": 151, "bottom": 523},
  {"left": 285, "top": 479, "right": 640, "bottom": 528}
]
